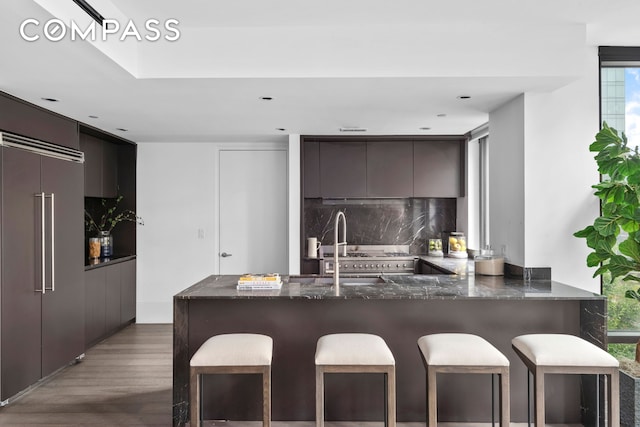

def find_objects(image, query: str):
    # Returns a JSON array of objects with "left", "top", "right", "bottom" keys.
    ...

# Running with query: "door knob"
[{"left": 220, "top": 252, "right": 232, "bottom": 257}]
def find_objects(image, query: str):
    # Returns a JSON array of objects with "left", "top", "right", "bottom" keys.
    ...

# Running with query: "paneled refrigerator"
[{"left": 0, "top": 132, "right": 84, "bottom": 401}]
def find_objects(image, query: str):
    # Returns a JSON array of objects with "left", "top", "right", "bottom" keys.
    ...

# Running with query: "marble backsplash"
[{"left": 303, "top": 198, "right": 457, "bottom": 254}]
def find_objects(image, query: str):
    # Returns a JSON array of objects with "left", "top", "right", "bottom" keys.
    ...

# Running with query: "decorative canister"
[
  {"left": 88, "top": 237, "right": 100, "bottom": 259},
  {"left": 448, "top": 232, "right": 468, "bottom": 258},
  {"left": 99, "top": 231, "right": 113, "bottom": 258}
]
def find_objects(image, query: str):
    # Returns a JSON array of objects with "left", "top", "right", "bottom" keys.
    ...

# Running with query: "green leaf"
[
  {"left": 587, "top": 251, "right": 609, "bottom": 267},
  {"left": 623, "top": 275, "right": 640, "bottom": 284},
  {"left": 573, "top": 225, "right": 595, "bottom": 239},
  {"left": 620, "top": 239, "right": 640, "bottom": 262},
  {"left": 594, "top": 216, "right": 619, "bottom": 236}
]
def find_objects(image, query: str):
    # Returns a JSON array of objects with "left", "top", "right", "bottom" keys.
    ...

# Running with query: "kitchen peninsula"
[{"left": 173, "top": 273, "right": 605, "bottom": 426}]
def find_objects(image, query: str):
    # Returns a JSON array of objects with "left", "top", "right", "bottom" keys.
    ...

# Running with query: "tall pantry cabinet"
[{"left": 0, "top": 93, "right": 85, "bottom": 402}]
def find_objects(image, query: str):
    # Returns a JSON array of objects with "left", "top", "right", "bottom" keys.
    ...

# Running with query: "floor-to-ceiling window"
[{"left": 600, "top": 47, "right": 640, "bottom": 357}]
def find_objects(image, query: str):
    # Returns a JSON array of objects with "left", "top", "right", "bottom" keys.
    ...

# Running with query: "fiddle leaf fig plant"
[{"left": 574, "top": 122, "right": 640, "bottom": 283}]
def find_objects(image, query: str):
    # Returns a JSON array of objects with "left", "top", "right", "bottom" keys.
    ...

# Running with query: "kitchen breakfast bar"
[{"left": 173, "top": 268, "right": 606, "bottom": 426}]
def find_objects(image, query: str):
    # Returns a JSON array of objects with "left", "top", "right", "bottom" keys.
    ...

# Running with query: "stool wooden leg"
[
  {"left": 262, "top": 366, "right": 271, "bottom": 427},
  {"left": 427, "top": 366, "right": 437, "bottom": 427},
  {"left": 610, "top": 369, "right": 620, "bottom": 427},
  {"left": 386, "top": 368, "right": 396, "bottom": 427},
  {"left": 533, "top": 368, "right": 545, "bottom": 427},
  {"left": 190, "top": 369, "right": 200, "bottom": 427},
  {"left": 500, "top": 369, "right": 510, "bottom": 427},
  {"left": 316, "top": 366, "right": 324, "bottom": 427}
]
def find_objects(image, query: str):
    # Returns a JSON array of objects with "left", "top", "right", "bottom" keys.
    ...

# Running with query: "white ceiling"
[{"left": 1, "top": 0, "right": 640, "bottom": 143}]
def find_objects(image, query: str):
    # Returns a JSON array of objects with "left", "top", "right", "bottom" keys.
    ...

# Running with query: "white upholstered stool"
[
  {"left": 512, "top": 334, "right": 619, "bottom": 427},
  {"left": 190, "top": 333, "right": 273, "bottom": 427},
  {"left": 417, "top": 333, "right": 510, "bottom": 427},
  {"left": 315, "top": 333, "right": 396, "bottom": 427}
]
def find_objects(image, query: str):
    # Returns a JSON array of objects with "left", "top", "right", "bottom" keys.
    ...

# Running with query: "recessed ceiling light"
[
  {"left": 276, "top": 128, "right": 286, "bottom": 132},
  {"left": 88, "top": 115, "right": 99, "bottom": 119},
  {"left": 259, "top": 96, "right": 273, "bottom": 101},
  {"left": 437, "top": 113, "right": 447, "bottom": 117},
  {"left": 116, "top": 128, "right": 128, "bottom": 132},
  {"left": 41, "top": 97, "right": 59, "bottom": 102},
  {"left": 457, "top": 95, "right": 471, "bottom": 100},
  {"left": 419, "top": 127, "right": 431, "bottom": 131},
  {"left": 339, "top": 127, "right": 367, "bottom": 132}
]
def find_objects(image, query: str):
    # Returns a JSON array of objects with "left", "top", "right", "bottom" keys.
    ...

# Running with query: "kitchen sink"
[{"left": 287, "top": 276, "right": 385, "bottom": 286}]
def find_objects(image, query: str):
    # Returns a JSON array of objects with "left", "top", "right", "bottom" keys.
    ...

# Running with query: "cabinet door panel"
[
  {"left": 0, "top": 93, "right": 79, "bottom": 150},
  {"left": 80, "top": 134, "right": 102, "bottom": 197},
  {"left": 102, "top": 141, "right": 118, "bottom": 198},
  {"left": 319, "top": 141, "right": 367, "bottom": 197},
  {"left": 120, "top": 260, "right": 136, "bottom": 323},
  {"left": 413, "top": 140, "right": 464, "bottom": 197},
  {"left": 85, "top": 268, "right": 106, "bottom": 347},
  {"left": 41, "top": 156, "right": 84, "bottom": 376},
  {"left": 367, "top": 141, "right": 413, "bottom": 197},
  {"left": 105, "top": 265, "right": 121, "bottom": 333},
  {"left": 1, "top": 148, "right": 42, "bottom": 400},
  {"left": 303, "top": 140, "right": 320, "bottom": 197}
]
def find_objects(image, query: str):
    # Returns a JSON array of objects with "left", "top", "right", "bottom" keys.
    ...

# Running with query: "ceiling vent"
[{"left": 339, "top": 127, "right": 367, "bottom": 132}]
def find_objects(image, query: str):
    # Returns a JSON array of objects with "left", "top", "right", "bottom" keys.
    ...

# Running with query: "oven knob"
[
  {"left": 344, "top": 264, "right": 349, "bottom": 268},
  {"left": 365, "top": 264, "right": 370, "bottom": 268},
  {"left": 403, "top": 263, "right": 407, "bottom": 268},
  {"left": 376, "top": 264, "right": 380, "bottom": 268},
  {"left": 396, "top": 264, "right": 400, "bottom": 268}
]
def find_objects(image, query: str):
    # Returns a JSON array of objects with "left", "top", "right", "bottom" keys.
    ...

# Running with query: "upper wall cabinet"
[
  {"left": 319, "top": 140, "right": 367, "bottom": 198},
  {"left": 0, "top": 92, "right": 78, "bottom": 149},
  {"left": 80, "top": 133, "right": 118, "bottom": 198},
  {"left": 413, "top": 140, "right": 464, "bottom": 197},
  {"left": 366, "top": 140, "right": 414, "bottom": 197},
  {"left": 303, "top": 137, "right": 465, "bottom": 198}
]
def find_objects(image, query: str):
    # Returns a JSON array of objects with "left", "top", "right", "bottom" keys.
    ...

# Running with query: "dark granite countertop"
[
  {"left": 175, "top": 273, "right": 602, "bottom": 301},
  {"left": 85, "top": 255, "right": 136, "bottom": 270}
]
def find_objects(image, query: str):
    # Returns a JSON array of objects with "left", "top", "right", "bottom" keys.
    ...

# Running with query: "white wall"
[
  {"left": 488, "top": 95, "right": 526, "bottom": 266},
  {"left": 487, "top": 47, "right": 600, "bottom": 291},
  {"left": 136, "top": 142, "right": 217, "bottom": 323},
  {"left": 522, "top": 49, "right": 600, "bottom": 291},
  {"left": 136, "top": 141, "right": 290, "bottom": 323},
  {"left": 288, "top": 135, "right": 301, "bottom": 275}
]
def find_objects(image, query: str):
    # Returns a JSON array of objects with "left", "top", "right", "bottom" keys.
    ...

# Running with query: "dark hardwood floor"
[{"left": 0, "top": 324, "right": 172, "bottom": 427}]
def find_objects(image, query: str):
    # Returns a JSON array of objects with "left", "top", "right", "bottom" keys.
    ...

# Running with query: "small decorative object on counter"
[
  {"left": 307, "top": 237, "right": 321, "bottom": 258},
  {"left": 428, "top": 238, "right": 443, "bottom": 257},
  {"left": 88, "top": 237, "right": 100, "bottom": 259},
  {"left": 99, "top": 231, "right": 113, "bottom": 258},
  {"left": 448, "top": 232, "right": 468, "bottom": 258}
]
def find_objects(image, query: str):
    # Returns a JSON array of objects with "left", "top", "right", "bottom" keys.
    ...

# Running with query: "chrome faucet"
[{"left": 334, "top": 211, "right": 347, "bottom": 288}]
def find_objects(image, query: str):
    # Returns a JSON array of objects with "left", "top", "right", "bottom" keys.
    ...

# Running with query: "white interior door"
[{"left": 219, "top": 149, "right": 288, "bottom": 274}]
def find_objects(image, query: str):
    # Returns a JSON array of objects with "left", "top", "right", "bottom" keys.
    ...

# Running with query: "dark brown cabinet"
[
  {"left": 366, "top": 140, "right": 414, "bottom": 197},
  {"left": 319, "top": 141, "right": 367, "bottom": 197},
  {"left": 303, "top": 137, "right": 465, "bottom": 199},
  {"left": 85, "top": 259, "right": 136, "bottom": 347},
  {"left": 303, "top": 140, "right": 321, "bottom": 198},
  {"left": 1, "top": 145, "right": 84, "bottom": 400},
  {"left": 413, "top": 140, "right": 464, "bottom": 197},
  {"left": 80, "top": 133, "right": 118, "bottom": 198},
  {"left": 120, "top": 260, "right": 136, "bottom": 323},
  {"left": 0, "top": 92, "right": 79, "bottom": 150}
]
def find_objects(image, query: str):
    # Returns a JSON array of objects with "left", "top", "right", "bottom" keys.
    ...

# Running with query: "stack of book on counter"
[{"left": 237, "top": 273, "right": 282, "bottom": 290}]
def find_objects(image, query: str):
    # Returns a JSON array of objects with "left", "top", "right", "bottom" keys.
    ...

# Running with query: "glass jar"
[
  {"left": 99, "top": 231, "right": 113, "bottom": 258},
  {"left": 448, "top": 232, "right": 467, "bottom": 258},
  {"left": 88, "top": 237, "right": 100, "bottom": 259},
  {"left": 428, "top": 238, "right": 443, "bottom": 256}
]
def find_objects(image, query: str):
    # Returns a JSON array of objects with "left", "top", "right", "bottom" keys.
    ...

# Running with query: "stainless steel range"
[{"left": 320, "top": 245, "right": 416, "bottom": 276}]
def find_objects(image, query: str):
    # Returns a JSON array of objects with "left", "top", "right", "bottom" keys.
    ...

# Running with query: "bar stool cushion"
[
  {"left": 190, "top": 333, "right": 273, "bottom": 367},
  {"left": 315, "top": 333, "right": 395, "bottom": 366},
  {"left": 418, "top": 333, "right": 509, "bottom": 367},
  {"left": 512, "top": 334, "right": 619, "bottom": 367}
]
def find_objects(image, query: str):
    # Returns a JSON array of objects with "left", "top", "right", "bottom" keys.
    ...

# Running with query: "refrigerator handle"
[
  {"left": 46, "top": 193, "right": 55, "bottom": 292},
  {"left": 35, "top": 192, "right": 46, "bottom": 294}
]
